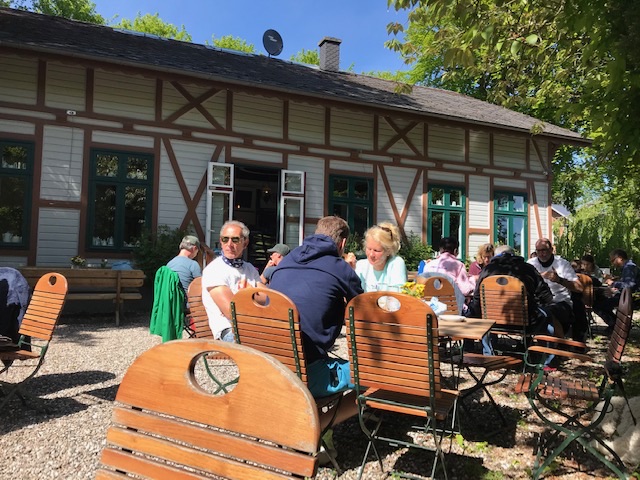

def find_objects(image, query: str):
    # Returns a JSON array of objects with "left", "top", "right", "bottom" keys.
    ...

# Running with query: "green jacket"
[{"left": 149, "top": 266, "right": 185, "bottom": 342}]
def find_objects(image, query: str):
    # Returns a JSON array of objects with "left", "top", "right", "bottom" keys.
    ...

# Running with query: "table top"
[{"left": 438, "top": 318, "right": 495, "bottom": 340}]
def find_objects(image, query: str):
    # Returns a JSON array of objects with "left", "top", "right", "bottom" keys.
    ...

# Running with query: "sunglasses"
[{"left": 220, "top": 236, "right": 242, "bottom": 244}]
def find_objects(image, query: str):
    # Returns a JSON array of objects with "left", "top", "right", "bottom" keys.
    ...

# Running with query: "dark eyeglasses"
[
  {"left": 536, "top": 248, "right": 550, "bottom": 253},
  {"left": 220, "top": 236, "right": 242, "bottom": 244}
]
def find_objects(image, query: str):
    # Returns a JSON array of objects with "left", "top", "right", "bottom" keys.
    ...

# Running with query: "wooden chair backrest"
[
  {"left": 231, "top": 287, "right": 307, "bottom": 383},
  {"left": 186, "top": 277, "right": 213, "bottom": 338},
  {"left": 96, "top": 340, "right": 320, "bottom": 480},
  {"left": 419, "top": 275, "right": 458, "bottom": 314},
  {"left": 607, "top": 287, "right": 633, "bottom": 365},
  {"left": 19, "top": 272, "right": 68, "bottom": 342},
  {"left": 346, "top": 292, "right": 442, "bottom": 398},
  {"left": 576, "top": 273, "right": 594, "bottom": 310},
  {"left": 479, "top": 275, "right": 529, "bottom": 330}
]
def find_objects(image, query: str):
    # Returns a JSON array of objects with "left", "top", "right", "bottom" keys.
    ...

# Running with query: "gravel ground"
[{"left": 1, "top": 312, "right": 638, "bottom": 479}]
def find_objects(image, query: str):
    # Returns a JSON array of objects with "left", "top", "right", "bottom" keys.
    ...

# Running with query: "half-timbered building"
[{"left": 0, "top": 8, "right": 589, "bottom": 268}]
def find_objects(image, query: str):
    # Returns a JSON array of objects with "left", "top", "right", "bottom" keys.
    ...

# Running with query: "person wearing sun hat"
[{"left": 260, "top": 243, "right": 290, "bottom": 285}]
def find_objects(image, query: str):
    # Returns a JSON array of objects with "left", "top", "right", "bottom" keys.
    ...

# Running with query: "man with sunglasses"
[
  {"left": 201, "top": 220, "right": 261, "bottom": 342},
  {"left": 528, "top": 238, "right": 585, "bottom": 343}
]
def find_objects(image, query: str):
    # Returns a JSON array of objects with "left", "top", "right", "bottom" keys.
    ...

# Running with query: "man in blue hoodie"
[{"left": 269, "top": 216, "right": 363, "bottom": 399}]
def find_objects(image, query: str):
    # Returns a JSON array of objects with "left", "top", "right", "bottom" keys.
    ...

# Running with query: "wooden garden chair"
[
  {"left": 514, "top": 287, "right": 634, "bottom": 479},
  {"left": 96, "top": 339, "right": 320, "bottom": 480},
  {"left": 230, "top": 287, "right": 349, "bottom": 473},
  {"left": 0, "top": 272, "right": 68, "bottom": 410},
  {"left": 419, "top": 274, "right": 459, "bottom": 315},
  {"left": 186, "top": 276, "right": 213, "bottom": 338},
  {"left": 577, "top": 272, "right": 596, "bottom": 338},
  {"left": 346, "top": 291, "right": 459, "bottom": 480}
]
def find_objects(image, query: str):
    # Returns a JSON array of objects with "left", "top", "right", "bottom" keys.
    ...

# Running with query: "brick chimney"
[{"left": 318, "top": 37, "right": 341, "bottom": 72}]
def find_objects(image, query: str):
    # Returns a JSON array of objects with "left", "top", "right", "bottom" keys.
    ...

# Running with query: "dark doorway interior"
[{"left": 233, "top": 165, "right": 279, "bottom": 268}]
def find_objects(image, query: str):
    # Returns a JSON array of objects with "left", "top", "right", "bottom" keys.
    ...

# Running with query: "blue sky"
[{"left": 92, "top": 0, "right": 409, "bottom": 73}]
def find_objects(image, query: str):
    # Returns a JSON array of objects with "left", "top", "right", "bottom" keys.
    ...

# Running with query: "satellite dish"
[{"left": 263, "top": 29, "right": 283, "bottom": 57}]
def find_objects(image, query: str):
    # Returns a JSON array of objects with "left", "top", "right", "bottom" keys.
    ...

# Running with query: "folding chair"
[
  {"left": 577, "top": 272, "right": 595, "bottom": 338},
  {"left": 420, "top": 275, "right": 459, "bottom": 314},
  {"left": 515, "top": 287, "right": 634, "bottom": 479},
  {"left": 346, "top": 291, "right": 459, "bottom": 480},
  {"left": 186, "top": 276, "right": 213, "bottom": 338},
  {"left": 0, "top": 272, "right": 67, "bottom": 410},
  {"left": 230, "top": 287, "right": 349, "bottom": 473},
  {"left": 96, "top": 339, "right": 320, "bottom": 480}
]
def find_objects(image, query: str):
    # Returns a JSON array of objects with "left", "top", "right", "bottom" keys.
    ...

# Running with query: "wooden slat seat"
[
  {"left": 96, "top": 340, "right": 320, "bottom": 480},
  {"left": 19, "top": 267, "right": 144, "bottom": 326},
  {"left": 186, "top": 276, "right": 213, "bottom": 338},
  {"left": 0, "top": 272, "right": 68, "bottom": 410},
  {"left": 346, "top": 291, "right": 459, "bottom": 480},
  {"left": 516, "top": 287, "right": 634, "bottom": 479}
]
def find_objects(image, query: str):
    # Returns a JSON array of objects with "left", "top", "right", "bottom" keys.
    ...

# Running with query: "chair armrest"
[
  {"left": 526, "top": 345, "right": 592, "bottom": 363},
  {"left": 531, "top": 335, "right": 588, "bottom": 353}
]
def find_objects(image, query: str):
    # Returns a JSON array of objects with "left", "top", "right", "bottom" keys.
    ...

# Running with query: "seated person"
[
  {"left": 468, "top": 243, "right": 495, "bottom": 280},
  {"left": 528, "top": 238, "right": 585, "bottom": 341},
  {"left": 424, "top": 236, "right": 475, "bottom": 297},
  {"left": 581, "top": 253, "right": 604, "bottom": 283},
  {"left": 468, "top": 245, "right": 555, "bottom": 355},
  {"left": 166, "top": 235, "right": 202, "bottom": 295},
  {"left": 354, "top": 222, "right": 407, "bottom": 292},
  {"left": 595, "top": 248, "right": 639, "bottom": 330},
  {"left": 269, "top": 216, "right": 362, "bottom": 433},
  {"left": 202, "top": 221, "right": 261, "bottom": 342},
  {"left": 260, "top": 243, "right": 290, "bottom": 286}
]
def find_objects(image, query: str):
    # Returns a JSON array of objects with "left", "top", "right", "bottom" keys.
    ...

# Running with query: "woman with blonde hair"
[
  {"left": 468, "top": 243, "right": 495, "bottom": 279},
  {"left": 355, "top": 222, "right": 407, "bottom": 292}
]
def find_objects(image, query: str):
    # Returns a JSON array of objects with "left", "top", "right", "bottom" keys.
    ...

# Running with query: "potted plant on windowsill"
[{"left": 70, "top": 255, "right": 86, "bottom": 268}]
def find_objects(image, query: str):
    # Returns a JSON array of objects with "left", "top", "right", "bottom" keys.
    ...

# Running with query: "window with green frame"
[
  {"left": 0, "top": 140, "right": 33, "bottom": 248},
  {"left": 328, "top": 175, "right": 373, "bottom": 238},
  {"left": 87, "top": 149, "right": 153, "bottom": 251},
  {"left": 494, "top": 191, "right": 528, "bottom": 256},
  {"left": 428, "top": 185, "right": 466, "bottom": 258}
]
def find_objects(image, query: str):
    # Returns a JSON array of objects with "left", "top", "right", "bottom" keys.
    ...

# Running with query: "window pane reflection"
[
  {"left": 124, "top": 186, "right": 147, "bottom": 246},
  {"left": 127, "top": 156, "right": 148, "bottom": 180},
  {"left": 354, "top": 181, "right": 369, "bottom": 200},
  {"left": 432, "top": 188, "right": 444, "bottom": 205},
  {"left": 1, "top": 145, "right": 27, "bottom": 170},
  {"left": 92, "top": 184, "right": 116, "bottom": 244},
  {"left": 333, "top": 179, "right": 348, "bottom": 197},
  {"left": 96, "top": 154, "right": 118, "bottom": 177},
  {"left": 513, "top": 195, "right": 525, "bottom": 212}
]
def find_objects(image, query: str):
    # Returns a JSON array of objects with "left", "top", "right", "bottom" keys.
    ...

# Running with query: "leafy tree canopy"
[
  {"left": 290, "top": 48, "right": 319, "bottom": 65},
  {"left": 112, "top": 12, "right": 191, "bottom": 41},
  {"left": 8, "top": 0, "right": 104, "bottom": 23},
  {"left": 386, "top": 0, "right": 640, "bottom": 211},
  {"left": 207, "top": 35, "right": 255, "bottom": 53}
]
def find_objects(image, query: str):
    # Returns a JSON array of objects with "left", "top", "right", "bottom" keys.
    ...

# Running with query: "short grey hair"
[
  {"left": 180, "top": 235, "right": 200, "bottom": 251},
  {"left": 221, "top": 220, "right": 250, "bottom": 239},
  {"left": 495, "top": 245, "right": 514, "bottom": 255}
]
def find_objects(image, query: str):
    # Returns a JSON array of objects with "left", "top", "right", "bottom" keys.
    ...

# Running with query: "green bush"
[
  {"left": 399, "top": 232, "right": 433, "bottom": 271},
  {"left": 132, "top": 225, "right": 189, "bottom": 282}
]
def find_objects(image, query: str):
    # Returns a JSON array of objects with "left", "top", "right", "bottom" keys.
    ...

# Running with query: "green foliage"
[
  {"left": 112, "top": 12, "right": 191, "bottom": 41},
  {"left": 555, "top": 199, "right": 640, "bottom": 266},
  {"left": 387, "top": 0, "right": 640, "bottom": 209},
  {"left": 132, "top": 225, "right": 188, "bottom": 282},
  {"left": 344, "top": 232, "right": 364, "bottom": 258},
  {"left": 10, "top": 0, "right": 105, "bottom": 23},
  {"left": 399, "top": 231, "right": 433, "bottom": 271},
  {"left": 208, "top": 35, "right": 255, "bottom": 53},
  {"left": 290, "top": 48, "right": 319, "bottom": 65}
]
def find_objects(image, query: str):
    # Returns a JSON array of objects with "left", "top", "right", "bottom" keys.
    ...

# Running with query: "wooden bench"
[{"left": 19, "top": 267, "right": 145, "bottom": 326}]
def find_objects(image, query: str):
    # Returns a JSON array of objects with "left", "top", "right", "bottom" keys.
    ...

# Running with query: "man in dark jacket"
[
  {"left": 467, "top": 245, "right": 555, "bottom": 356},
  {"left": 270, "top": 216, "right": 363, "bottom": 385},
  {"left": 269, "top": 216, "right": 363, "bottom": 455}
]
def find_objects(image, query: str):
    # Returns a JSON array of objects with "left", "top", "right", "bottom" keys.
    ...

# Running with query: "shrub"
[
  {"left": 399, "top": 232, "right": 433, "bottom": 271},
  {"left": 132, "top": 225, "right": 189, "bottom": 282}
]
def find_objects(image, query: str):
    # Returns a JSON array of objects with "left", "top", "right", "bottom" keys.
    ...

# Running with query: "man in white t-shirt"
[
  {"left": 527, "top": 238, "right": 585, "bottom": 341},
  {"left": 201, "top": 220, "right": 261, "bottom": 341}
]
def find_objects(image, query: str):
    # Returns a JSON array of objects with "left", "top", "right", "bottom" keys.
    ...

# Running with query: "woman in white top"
[{"left": 355, "top": 222, "right": 407, "bottom": 292}]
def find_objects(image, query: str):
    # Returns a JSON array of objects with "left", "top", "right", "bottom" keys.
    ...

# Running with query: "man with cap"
[
  {"left": 166, "top": 235, "right": 202, "bottom": 294},
  {"left": 260, "top": 243, "right": 290, "bottom": 285}
]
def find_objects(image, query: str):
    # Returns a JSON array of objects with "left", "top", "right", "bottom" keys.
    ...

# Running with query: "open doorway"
[{"left": 233, "top": 165, "right": 279, "bottom": 268}]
